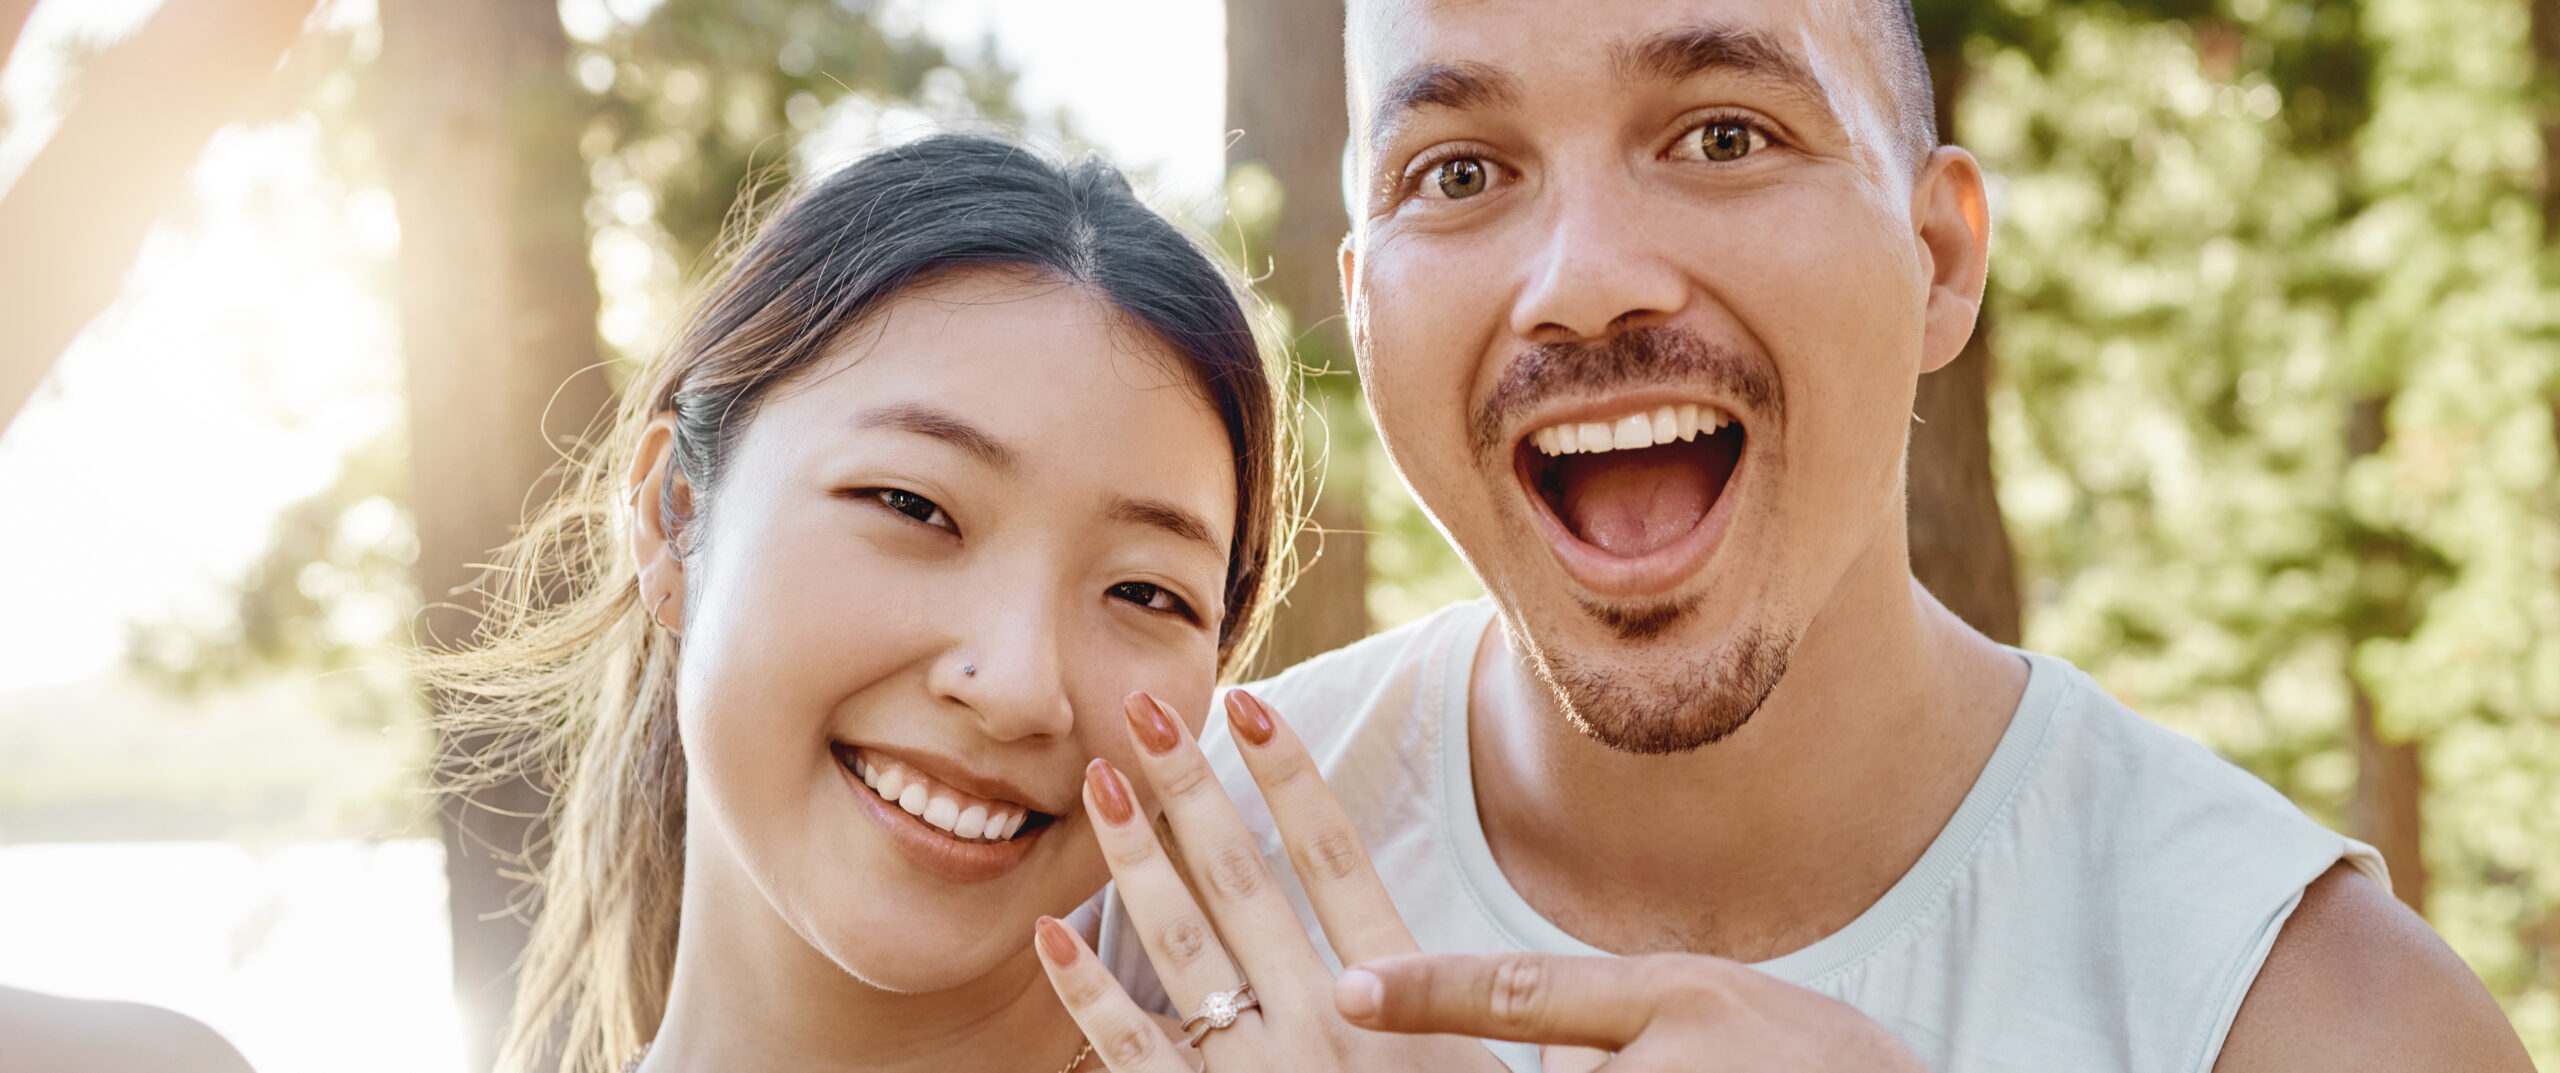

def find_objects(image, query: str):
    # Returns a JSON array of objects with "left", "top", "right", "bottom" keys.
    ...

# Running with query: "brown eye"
[
  {"left": 1429, "top": 157, "right": 1489, "bottom": 199},
  {"left": 1698, "top": 120, "right": 1758, "bottom": 162}
]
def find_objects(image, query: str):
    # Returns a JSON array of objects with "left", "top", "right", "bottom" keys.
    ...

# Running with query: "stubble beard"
[{"left": 1509, "top": 607, "right": 1800, "bottom": 755}]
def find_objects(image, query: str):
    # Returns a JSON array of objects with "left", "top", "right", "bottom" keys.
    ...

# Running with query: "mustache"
[{"left": 1469, "top": 326, "right": 1782, "bottom": 458}]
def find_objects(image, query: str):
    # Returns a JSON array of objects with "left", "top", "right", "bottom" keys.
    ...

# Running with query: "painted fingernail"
[
  {"left": 1125, "top": 691, "right": 1179, "bottom": 754},
  {"left": 1335, "top": 967, "right": 1384, "bottom": 1022},
  {"left": 1226, "top": 689, "right": 1274, "bottom": 746},
  {"left": 1036, "top": 915, "right": 1081, "bottom": 965},
  {"left": 1086, "top": 758, "right": 1136, "bottom": 826}
]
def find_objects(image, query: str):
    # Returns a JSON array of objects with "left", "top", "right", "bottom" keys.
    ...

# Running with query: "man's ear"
[
  {"left": 629, "top": 414, "right": 695, "bottom": 633},
  {"left": 1914, "top": 146, "right": 1992, "bottom": 375}
]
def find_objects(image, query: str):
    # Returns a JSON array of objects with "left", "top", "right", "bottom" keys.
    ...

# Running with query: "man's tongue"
[{"left": 1556, "top": 446, "right": 1715, "bottom": 557}]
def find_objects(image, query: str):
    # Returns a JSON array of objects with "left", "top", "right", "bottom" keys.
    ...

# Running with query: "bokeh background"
[{"left": 0, "top": 0, "right": 2553, "bottom": 1070}]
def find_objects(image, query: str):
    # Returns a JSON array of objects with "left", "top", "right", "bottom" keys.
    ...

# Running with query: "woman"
[{"left": 432, "top": 132, "right": 1293, "bottom": 1073}]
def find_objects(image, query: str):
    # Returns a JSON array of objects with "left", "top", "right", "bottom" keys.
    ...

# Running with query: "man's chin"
[{"left": 1514, "top": 613, "right": 1799, "bottom": 755}]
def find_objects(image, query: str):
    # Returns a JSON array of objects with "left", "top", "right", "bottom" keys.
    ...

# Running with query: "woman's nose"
[{"left": 931, "top": 593, "right": 1076, "bottom": 742}]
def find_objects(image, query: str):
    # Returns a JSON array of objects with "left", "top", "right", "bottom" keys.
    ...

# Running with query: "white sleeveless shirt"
[{"left": 1100, "top": 599, "right": 2385, "bottom": 1072}]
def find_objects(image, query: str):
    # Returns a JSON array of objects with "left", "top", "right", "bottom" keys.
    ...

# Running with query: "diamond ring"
[{"left": 1179, "top": 983, "right": 1259, "bottom": 1046}]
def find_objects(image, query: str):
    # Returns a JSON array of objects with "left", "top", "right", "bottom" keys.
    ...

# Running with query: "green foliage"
[
  {"left": 578, "top": 0, "right": 1024, "bottom": 274},
  {"left": 1969, "top": 0, "right": 2560, "bottom": 1058}
]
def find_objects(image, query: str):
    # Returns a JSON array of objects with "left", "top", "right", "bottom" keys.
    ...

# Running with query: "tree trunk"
[
  {"left": 2535, "top": 0, "right": 2559, "bottom": 243},
  {"left": 0, "top": 0, "right": 312, "bottom": 432},
  {"left": 2349, "top": 680, "right": 2429, "bottom": 909},
  {"left": 1908, "top": 38, "right": 2024, "bottom": 644},
  {"left": 1225, "top": 0, "right": 1370, "bottom": 674},
  {"left": 1, "top": 0, "right": 40, "bottom": 84},
  {"left": 377, "top": 2, "right": 609, "bottom": 1069},
  {"left": 2344, "top": 394, "right": 2428, "bottom": 911}
]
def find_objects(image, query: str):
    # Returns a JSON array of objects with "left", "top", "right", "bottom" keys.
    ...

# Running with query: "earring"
[{"left": 653, "top": 591, "right": 677, "bottom": 631}]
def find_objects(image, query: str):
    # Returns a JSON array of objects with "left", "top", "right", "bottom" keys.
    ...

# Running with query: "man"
[{"left": 1101, "top": 0, "right": 2534, "bottom": 1069}]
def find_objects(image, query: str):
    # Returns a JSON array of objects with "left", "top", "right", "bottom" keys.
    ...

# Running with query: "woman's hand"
[{"left": 1033, "top": 689, "right": 1509, "bottom": 1073}]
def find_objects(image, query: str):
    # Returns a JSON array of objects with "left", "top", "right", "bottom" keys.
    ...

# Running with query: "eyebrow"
[
  {"left": 1108, "top": 495, "right": 1224, "bottom": 556},
  {"left": 1613, "top": 24, "right": 1831, "bottom": 111},
  {"left": 1367, "top": 60, "right": 1523, "bottom": 157},
  {"left": 1366, "top": 23, "right": 1836, "bottom": 158},
  {"left": 854, "top": 403, "right": 1019, "bottom": 471}
]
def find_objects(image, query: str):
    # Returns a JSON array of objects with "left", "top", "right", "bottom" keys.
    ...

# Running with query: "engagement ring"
[{"left": 1180, "top": 983, "right": 1259, "bottom": 1046}]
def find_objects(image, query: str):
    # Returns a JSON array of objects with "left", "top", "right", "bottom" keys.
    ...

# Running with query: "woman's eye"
[
  {"left": 870, "top": 489, "right": 951, "bottom": 530},
  {"left": 1421, "top": 156, "right": 1493, "bottom": 200},
  {"left": 1680, "top": 119, "right": 1768, "bottom": 163},
  {"left": 1110, "top": 581, "right": 1193, "bottom": 619}
]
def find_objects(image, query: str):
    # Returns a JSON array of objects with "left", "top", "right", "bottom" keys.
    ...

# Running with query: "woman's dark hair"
[{"left": 428, "top": 132, "right": 1293, "bottom": 1073}]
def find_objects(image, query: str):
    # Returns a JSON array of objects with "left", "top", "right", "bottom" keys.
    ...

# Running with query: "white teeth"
[
  {"left": 1528, "top": 404, "right": 1736, "bottom": 457},
  {"left": 851, "top": 750, "right": 1037, "bottom": 842}
]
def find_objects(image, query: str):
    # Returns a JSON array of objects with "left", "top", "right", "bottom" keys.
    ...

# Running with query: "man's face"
[{"left": 1346, "top": 0, "right": 1983, "bottom": 751}]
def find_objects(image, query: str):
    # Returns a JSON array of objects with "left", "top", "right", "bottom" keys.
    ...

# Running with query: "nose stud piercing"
[{"left": 962, "top": 663, "right": 978, "bottom": 677}]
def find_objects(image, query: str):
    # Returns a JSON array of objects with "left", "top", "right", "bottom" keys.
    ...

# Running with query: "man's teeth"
[
  {"left": 1531, "top": 404, "right": 1731, "bottom": 457},
  {"left": 853, "top": 752, "right": 1030, "bottom": 842}
]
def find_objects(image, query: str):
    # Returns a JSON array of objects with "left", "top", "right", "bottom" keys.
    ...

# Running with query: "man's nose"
[
  {"left": 934, "top": 587, "right": 1076, "bottom": 743},
  {"left": 1508, "top": 169, "right": 1692, "bottom": 343}
]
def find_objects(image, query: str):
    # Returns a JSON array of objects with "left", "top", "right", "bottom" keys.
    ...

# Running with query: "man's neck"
[
  {"left": 1468, "top": 539, "right": 2029, "bottom": 962},
  {"left": 645, "top": 849, "right": 1089, "bottom": 1073}
]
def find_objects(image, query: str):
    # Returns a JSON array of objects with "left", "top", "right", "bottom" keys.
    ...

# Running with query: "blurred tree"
[
  {"left": 0, "top": 0, "right": 314, "bottom": 432},
  {"left": 0, "top": 1, "right": 34, "bottom": 79},
  {"left": 375, "top": 3, "right": 613, "bottom": 1070},
  {"left": 1222, "top": 0, "right": 1369, "bottom": 673},
  {"left": 1967, "top": 0, "right": 2557, "bottom": 1058}
]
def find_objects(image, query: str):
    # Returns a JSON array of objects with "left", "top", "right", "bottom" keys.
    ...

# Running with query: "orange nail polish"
[
  {"left": 1125, "top": 691, "right": 1179, "bottom": 754},
  {"left": 1036, "top": 915, "right": 1080, "bottom": 965},
  {"left": 1086, "top": 758, "right": 1136, "bottom": 826},
  {"left": 1226, "top": 690, "right": 1274, "bottom": 746}
]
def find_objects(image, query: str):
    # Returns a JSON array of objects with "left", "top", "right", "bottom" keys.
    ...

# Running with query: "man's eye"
[
  {"left": 1110, "top": 581, "right": 1193, "bottom": 619},
  {"left": 871, "top": 489, "right": 951, "bottom": 530},
  {"left": 1683, "top": 119, "right": 1768, "bottom": 163},
  {"left": 1423, "top": 156, "right": 1492, "bottom": 200}
]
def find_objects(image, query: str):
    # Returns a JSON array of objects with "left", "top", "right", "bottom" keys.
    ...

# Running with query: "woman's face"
[{"left": 653, "top": 269, "right": 1237, "bottom": 993}]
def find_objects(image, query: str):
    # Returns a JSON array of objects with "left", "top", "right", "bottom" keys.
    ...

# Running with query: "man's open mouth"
[{"left": 1516, "top": 402, "right": 1744, "bottom": 560}]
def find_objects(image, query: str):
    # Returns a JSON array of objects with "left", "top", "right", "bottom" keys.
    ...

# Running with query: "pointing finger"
[{"left": 1337, "top": 952, "right": 1707, "bottom": 1050}]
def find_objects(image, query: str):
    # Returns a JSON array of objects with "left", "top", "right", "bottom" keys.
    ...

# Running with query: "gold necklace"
[{"left": 622, "top": 1037, "right": 1093, "bottom": 1073}]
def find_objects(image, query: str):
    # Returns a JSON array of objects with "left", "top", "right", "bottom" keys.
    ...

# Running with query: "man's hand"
[{"left": 1335, "top": 951, "right": 1930, "bottom": 1073}]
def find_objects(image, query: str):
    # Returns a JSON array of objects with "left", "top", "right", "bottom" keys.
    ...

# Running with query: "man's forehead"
[{"left": 1349, "top": 0, "right": 1879, "bottom": 134}]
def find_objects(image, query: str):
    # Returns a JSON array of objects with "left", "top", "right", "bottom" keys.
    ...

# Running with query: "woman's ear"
[
  {"left": 629, "top": 414, "right": 695, "bottom": 633},
  {"left": 1914, "top": 145, "right": 1992, "bottom": 376}
]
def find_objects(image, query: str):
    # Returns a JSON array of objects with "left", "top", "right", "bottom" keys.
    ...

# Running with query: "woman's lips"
[{"left": 838, "top": 756, "right": 1046, "bottom": 884}]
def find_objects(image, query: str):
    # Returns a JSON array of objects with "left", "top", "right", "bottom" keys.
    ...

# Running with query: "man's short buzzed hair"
[{"left": 1864, "top": 0, "right": 1940, "bottom": 172}]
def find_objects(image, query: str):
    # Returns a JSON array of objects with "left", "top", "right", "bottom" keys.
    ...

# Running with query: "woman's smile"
[{"left": 835, "top": 743, "right": 1072, "bottom": 885}]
